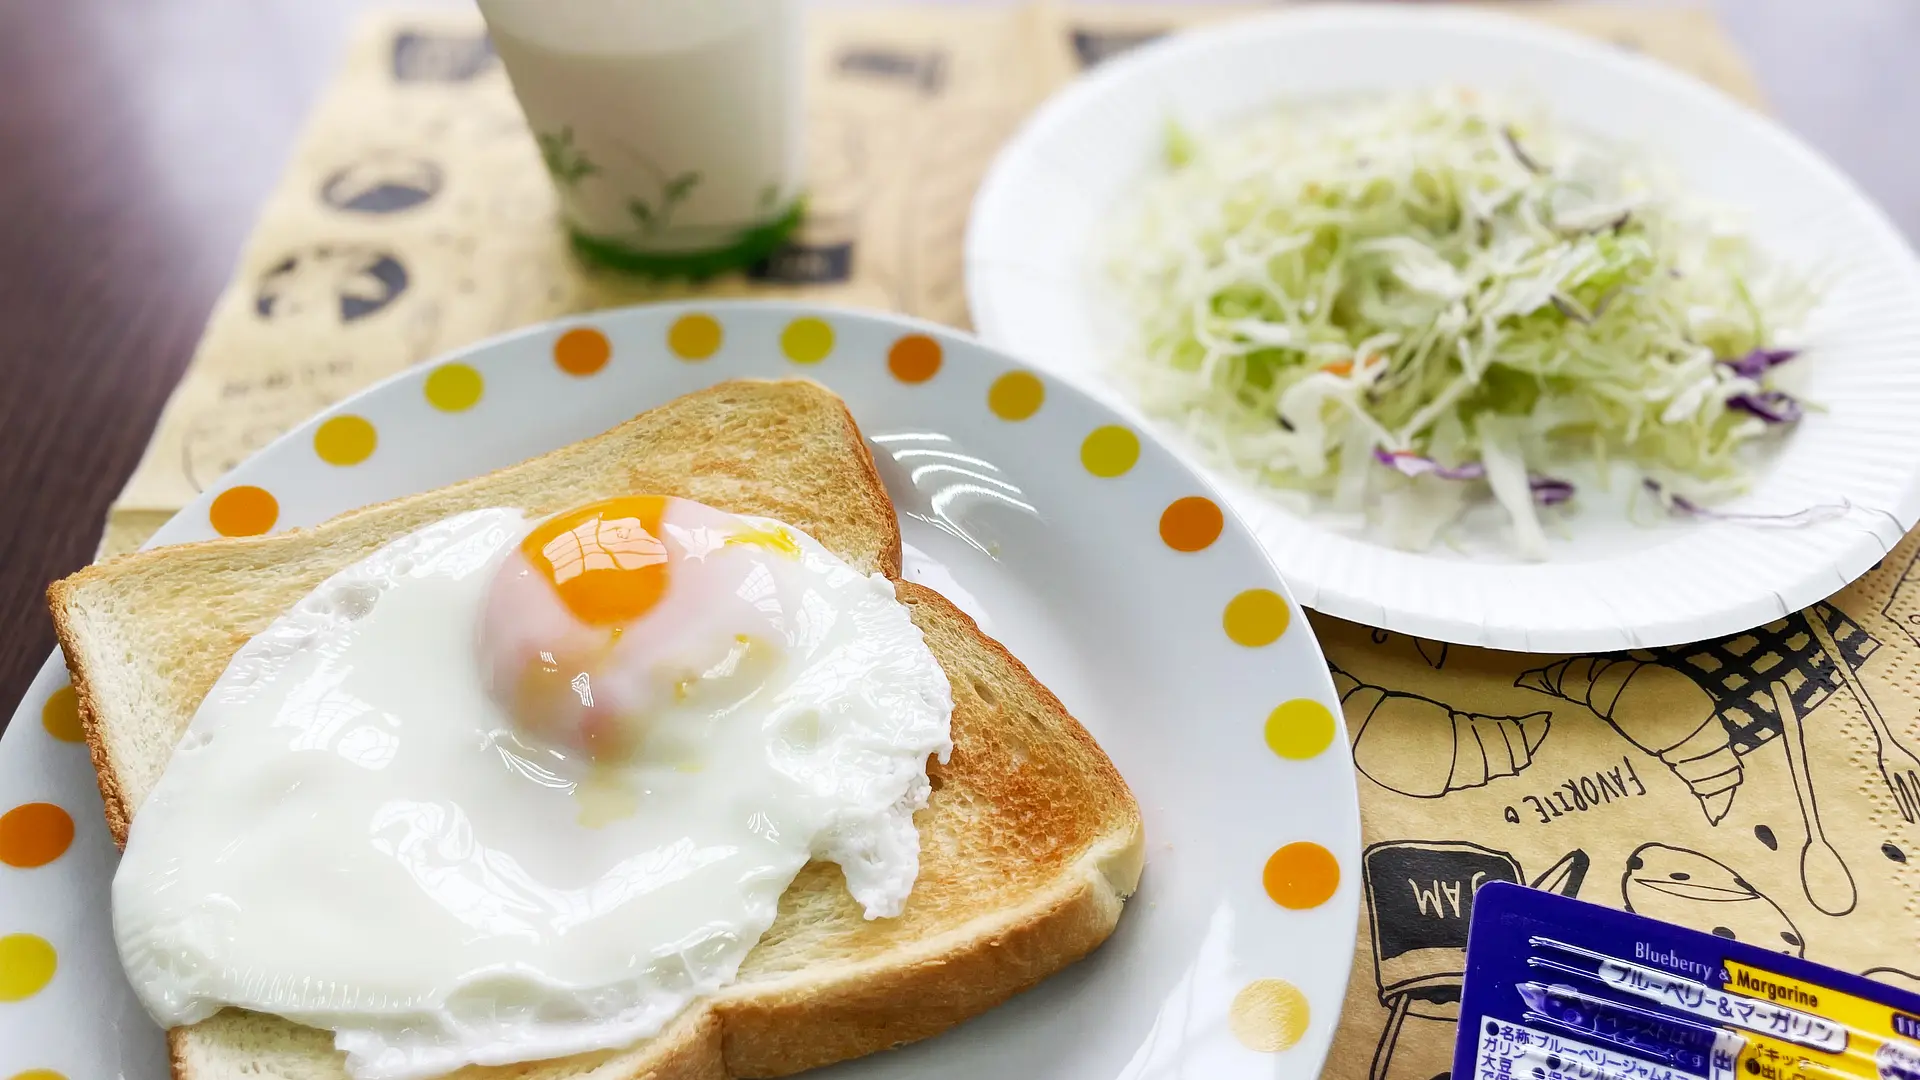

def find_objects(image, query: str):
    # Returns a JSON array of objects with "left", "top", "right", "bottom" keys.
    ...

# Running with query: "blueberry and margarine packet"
[{"left": 1456, "top": 883, "right": 1920, "bottom": 1080}]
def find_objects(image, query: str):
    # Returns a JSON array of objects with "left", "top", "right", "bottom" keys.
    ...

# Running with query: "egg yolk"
[
  {"left": 520, "top": 496, "right": 672, "bottom": 626},
  {"left": 508, "top": 641, "right": 637, "bottom": 761},
  {"left": 483, "top": 496, "right": 808, "bottom": 769}
]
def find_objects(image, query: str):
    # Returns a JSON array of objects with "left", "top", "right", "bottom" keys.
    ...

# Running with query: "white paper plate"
[
  {"left": 965, "top": 5, "right": 1920, "bottom": 652},
  {"left": 0, "top": 302, "right": 1359, "bottom": 1080}
]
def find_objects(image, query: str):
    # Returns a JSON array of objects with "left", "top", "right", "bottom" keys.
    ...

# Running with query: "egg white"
[{"left": 113, "top": 508, "right": 953, "bottom": 1080}]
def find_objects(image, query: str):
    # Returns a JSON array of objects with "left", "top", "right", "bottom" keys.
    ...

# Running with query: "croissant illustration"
[
  {"left": 1517, "top": 657, "right": 1743, "bottom": 824},
  {"left": 1336, "top": 669, "right": 1551, "bottom": 798}
]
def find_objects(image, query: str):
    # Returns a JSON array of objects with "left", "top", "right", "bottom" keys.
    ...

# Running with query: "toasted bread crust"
[
  {"left": 714, "top": 827, "right": 1139, "bottom": 1077},
  {"left": 55, "top": 380, "right": 1141, "bottom": 1080},
  {"left": 49, "top": 611, "right": 133, "bottom": 847}
]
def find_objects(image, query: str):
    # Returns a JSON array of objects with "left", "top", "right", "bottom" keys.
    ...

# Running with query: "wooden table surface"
[{"left": 1, "top": 0, "right": 1917, "bottom": 722}]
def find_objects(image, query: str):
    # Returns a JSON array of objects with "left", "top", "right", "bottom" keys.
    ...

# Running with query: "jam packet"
[{"left": 1455, "top": 882, "right": 1920, "bottom": 1080}]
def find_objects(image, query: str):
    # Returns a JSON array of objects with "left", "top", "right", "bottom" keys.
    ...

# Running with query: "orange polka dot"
[
  {"left": 0, "top": 804, "right": 72, "bottom": 869},
  {"left": 1160, "top": 496, "right": 1223, "bottom": 552},
  {"left": 12, "top": 1070, "right": 68, "bottom": 1080},
  {"left": 0, "top": 934, "right": 55, "bottom": 1000},
  {"left": 987, "top": 372, "right": 1044, "bottom": 420},
  {"left": 209, "top": 486, "right": 277, "bottom": 537},
  {"left": 1263, "top": 842, "right": 1340, "bottom": 909},
  {"left": 668, "top": 314, "right": 722, "bottom": 360},
  {"left": 888, "top": 335, "right": 942, "bottom": 383},
  {"left": 40, "top": 687, "right": 82, "bottom": 743},
  {"left": 313, "top": 415, "right": 376, "bottom": 466},
  {"left": 554, "top": 327, "right": 611, "bottom": 376}
]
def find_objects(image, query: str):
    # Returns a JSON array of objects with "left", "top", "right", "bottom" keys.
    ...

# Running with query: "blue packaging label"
[{"left": 1456, "top": 883, "right": 1920, "bottom": 1080}]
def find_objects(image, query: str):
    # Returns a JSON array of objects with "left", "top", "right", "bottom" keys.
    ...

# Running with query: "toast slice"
[{"left": 49, "top": 378, "right": 1145, "bottom": 1080}]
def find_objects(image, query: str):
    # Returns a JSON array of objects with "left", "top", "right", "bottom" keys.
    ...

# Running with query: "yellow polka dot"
[
  {"left": 554, "top": 327, "right": 612, "bottom": 375},
  {"left": 12, "top": 1070, "right": 67, "bottom": 1080},
  {"left": 668, "top": 314, "right": 723, "bottom": 360},
  {"left": 0, "top": 934, "right": 56, "bottom": 1001},
  {"left": 1080, "top": 426, "right": 1140, "bottom": 478},
  {"left": 988, "top": 372, "right": 1044, "bottom": 420},
  {"left": 209, "top": 485, "right": 278, "bottom": 537},
  {"left": 40, "top": 687, "right": 82, "bottom": 743},
  {"left": 1265, "top": 699, "right": 1335, "bottom": 760},
  {"left": 1230, "top": 979, "right": 1311, "bottom": 1052},
  {"left": 1263, "top": 842, "right": 1340, "bottom": 909},
  {"left": 424, "top": 363, "right": 484, "bottom": 412},
  {"left": 0, "top": 804, "right": 73, "bottom": 868},
  {"left": 780, "top": 317, "right": 834, "bottom": 364},
  {"left": 1224, "top": 588, "right": 1290, "bottom": 646},
  {"left": 313, "top": 415, "right": 376, "bottom": 466}
]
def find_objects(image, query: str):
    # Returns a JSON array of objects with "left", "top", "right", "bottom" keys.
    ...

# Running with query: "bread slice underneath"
[{"left": 49, "top": 378, "right": 1146, "bottom": 1080}]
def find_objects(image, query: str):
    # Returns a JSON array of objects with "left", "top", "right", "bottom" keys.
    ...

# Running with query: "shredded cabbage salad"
[{"left": 1106, "top": 86, "right": 1817, "bottom": 558}]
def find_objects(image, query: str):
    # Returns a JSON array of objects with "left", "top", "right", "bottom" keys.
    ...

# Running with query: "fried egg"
[{"left": 113, "top": 497, "right": 953, "bottom": 1080}]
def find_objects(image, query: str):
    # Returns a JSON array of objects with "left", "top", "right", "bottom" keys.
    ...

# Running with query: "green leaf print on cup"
[
  {"left": 628, "top": 171, "right": 703, "bottom": 236},
  {"left": 537, "top": 127, "right": 600, "bottom": 188}
]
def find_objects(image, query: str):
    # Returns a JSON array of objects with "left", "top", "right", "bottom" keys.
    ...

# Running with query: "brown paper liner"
[{"left": 103, "top": 7, "right": 1917, "bottom": 1079}]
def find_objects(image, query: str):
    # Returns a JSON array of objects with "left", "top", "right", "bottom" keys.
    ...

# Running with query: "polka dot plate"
[
  {"left": 967, "top": 5, "right": 1920, "bottom": 652},
  {"left": 0, "top": 302, "right": 1361, "bottom": 1080}
]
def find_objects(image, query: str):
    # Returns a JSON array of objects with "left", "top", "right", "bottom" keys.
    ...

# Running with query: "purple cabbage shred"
[
  {"left": 1529, "top": 477, "right": 1576, "bottom": 506},
  {"left": 1727, "top": 390, "right": 1804, "bottom": 424},
  {"left": 1719, "top": 346, "right": 1799, "bottom": 380},
  {"left": 1643, "top": 480, "right": 1848, "bottom": 527},
  {"left": 1501, "top": 125, "right": 1544, "bottom": 175},
  {"left": 1373, "top": 448, "right": 1485, "bottom": 481},
  {"left": 1373, "top": 450, "right": 1574, "bottom": 505}
]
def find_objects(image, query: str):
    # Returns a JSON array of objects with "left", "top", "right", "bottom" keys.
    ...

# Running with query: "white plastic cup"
[{"left": 476, "top": 0, "right": 805, "bottom": 275}]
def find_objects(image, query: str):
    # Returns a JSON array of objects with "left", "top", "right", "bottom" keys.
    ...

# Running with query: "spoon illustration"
[{"left": 1769, "top": 680, "right": 1857, "bottom": 917}]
